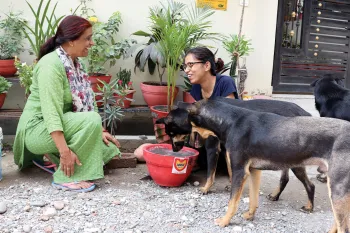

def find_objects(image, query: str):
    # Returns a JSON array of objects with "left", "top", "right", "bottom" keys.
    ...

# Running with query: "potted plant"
[
  {"left": 128, "top": 0, "right": 219, "bottom": 107},
  {"left": 143, "top": 0, "right": 219, "bottom": 127},
  {"left": 222, "top": 34, "right": 253, "bottom": 79},
  {"left": 0, "top": 11, "right": 26, "bottom": 77},
  {"left": 0, "top": 76, "right": 12, "bottom": 109},
  {"left": 113, "top": 68, "right": 135, "bottom": 108},
  {"left": 85, "top": 12, "right": 136, "bottom": 100},
  {"left": 127, "top": 3, "right": 170, "bottom": 107},
  {"left": 14, "top": 57, "right": 36, "bottom": 99}
]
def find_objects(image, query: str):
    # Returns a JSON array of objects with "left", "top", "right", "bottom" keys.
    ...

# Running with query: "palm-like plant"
[
  {"left": 222, "top": 34, "right": 253, "bottom": 78},
  {"left": 21, "top": 0, "right": 67, "bottom": 58},
  {"left": 129, "top": 0, "right": 219, "bottom": 86},
  {"left": 150, "top": 0, "right": 220, "bottom": 110}
]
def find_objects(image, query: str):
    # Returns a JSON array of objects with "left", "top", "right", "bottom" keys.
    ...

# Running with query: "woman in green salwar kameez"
[{"left": 13, "top": 15, "right": 120, "bottom": 192}]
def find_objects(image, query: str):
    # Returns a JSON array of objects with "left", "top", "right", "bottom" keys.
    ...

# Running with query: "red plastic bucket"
[{"left": 143, "top": 144, "right": 199, "bottom": 187}]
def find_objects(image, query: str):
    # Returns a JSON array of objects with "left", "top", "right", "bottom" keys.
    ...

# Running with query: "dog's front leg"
[
  {"left": 243, "top": 168, "right": 261, "bottom": 221},
  {"left": 215, "top": 156, "right": 249, "bottom": 228},
  {"left": 200, "top": 135, "right": 220, "bottom": 194}
]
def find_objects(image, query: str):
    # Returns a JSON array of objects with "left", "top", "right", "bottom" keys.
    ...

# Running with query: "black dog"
[
  {"left": 157, "top": 97, "right": 315, "bottom": 212},
  {"left": 311, "top": 74, "right": 350, "bottom": 183},
  {"left": 311, "top": 74, "right": 349, "bottom": 120},
  {"left": 161, "top": 99, "right": 350, "bottom": 232}
]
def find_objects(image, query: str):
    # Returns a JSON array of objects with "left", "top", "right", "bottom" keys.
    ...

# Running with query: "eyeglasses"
[{"left": 182, "top": 61, "right": 205, "bottom": 70}]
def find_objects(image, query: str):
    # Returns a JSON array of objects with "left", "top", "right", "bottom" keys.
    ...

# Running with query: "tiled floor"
[{"left": 272, "top": 94, "right": 319, "bottom": 117}]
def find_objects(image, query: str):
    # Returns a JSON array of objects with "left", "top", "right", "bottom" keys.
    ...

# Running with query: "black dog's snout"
[{"left": 173, "top": 141, "right": 185, "bottom": 152}]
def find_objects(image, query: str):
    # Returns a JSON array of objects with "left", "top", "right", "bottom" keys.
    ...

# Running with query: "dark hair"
[
  {"left": 185, "top": 47, "right": 219, "bottom": 76},
  {"left": 38, "top": 15, "right": 92, "bottom": 60}
]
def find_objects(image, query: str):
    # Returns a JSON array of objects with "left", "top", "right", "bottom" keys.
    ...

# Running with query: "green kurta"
[{"left": 13, "top": 51, "right": 120, "bottom": 183}]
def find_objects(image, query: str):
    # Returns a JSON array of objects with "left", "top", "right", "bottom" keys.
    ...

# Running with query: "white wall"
[{"left": 1, "top": 0, "right": 278, "bottom": 107}]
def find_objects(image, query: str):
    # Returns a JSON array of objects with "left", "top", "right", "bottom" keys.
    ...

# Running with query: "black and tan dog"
[
  {"left": 158, "top": 99, "right": 350, "bottom": 232},
  {"left": 157, "top": 97, "right": 315, "bottom": 212}
]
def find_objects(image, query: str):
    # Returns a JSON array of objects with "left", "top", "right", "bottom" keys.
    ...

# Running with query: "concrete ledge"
[
  {"left": 0, "top": 108, "right": 155, "bottom": 135},
  {"left": 272, "top": 94, "right": 319, "bottom": 117}
]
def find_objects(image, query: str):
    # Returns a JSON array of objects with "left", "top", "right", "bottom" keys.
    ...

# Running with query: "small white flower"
[{"left": 21, "top": 62, "right": 27, "bottom": 66}]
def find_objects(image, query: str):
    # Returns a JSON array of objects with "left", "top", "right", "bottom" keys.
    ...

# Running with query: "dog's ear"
[
  {"left": 335, "top": 77, "right": 345, "bottom": 87},
  {"left": 335, "top": 77, "right": 345, "bottom": 81},
  {"left": 155, "top": 117, "right": 168, "bottom": 125},
  {"left": 310, "top": 78, "right": 320, "bottom": 87},
  {"left": 189, "top": 114, "right": 203, "bottom": 126}
]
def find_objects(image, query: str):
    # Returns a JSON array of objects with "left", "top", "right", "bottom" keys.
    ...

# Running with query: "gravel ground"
[{"left": 0, "top": 152, "right": 335, "bottom": 233}]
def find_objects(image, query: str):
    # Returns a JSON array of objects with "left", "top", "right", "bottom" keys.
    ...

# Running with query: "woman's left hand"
[{"left": 102, "top": 131, "right": 121, "bottom": 148}]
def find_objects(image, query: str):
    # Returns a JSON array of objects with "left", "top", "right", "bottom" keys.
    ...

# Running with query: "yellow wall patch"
[{"left": 196, "top": 0, "right": 228, "bottom": 11}]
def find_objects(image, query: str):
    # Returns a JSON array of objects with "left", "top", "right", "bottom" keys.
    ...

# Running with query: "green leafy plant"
[
  {"left": 0, "top": 11, "right": 26, "bottom": 59},
  {"left": 115, "top": 68, "right": 133, "bottom": 90},
  {"left": 0, "top": 76, "right": 12, "bottom": 94},
  {"left": 149, "top": 0, "right": 219, "bottom": 110},
  {"left": 86, "top": 12, "right": 136, "bottom": 76},
  {"left": 21, "top": 0, "right": 66, "bottom": 57},
  {"left": 222, "top": 34, "right": 253, "bottom": 77},
  {"left": 96, "top": 79, "right": 125, "bottom": 136},
  {"left": 14, "top": 58, "right": 35, "bottom": 97},
  {"left": 129, "top": 0, "right": 220, "bottom": 85}
]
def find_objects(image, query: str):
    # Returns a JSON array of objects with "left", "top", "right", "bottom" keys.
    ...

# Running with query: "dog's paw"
[
  {"left": 214, "top": 217, "right": 230, "bottom": 228},
  {"left": 266, "top": 194, "right": 279, "bottom": 201},
  {"left": 300, "top": 206, "right": 313, "bottom": 213},
  {"left": 242, "top": 211, "right": 255, "bottom": 221},
  {"left": 199, "top": 186, "right": 210, "bottom": 194},
  {"left": 316, "top": 174, "right": 327, "bottom": 183}
]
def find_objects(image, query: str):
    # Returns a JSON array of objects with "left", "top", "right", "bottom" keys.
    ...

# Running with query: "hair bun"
[{"left": 215, "top": 58, "right": 224, "bottom": 72}]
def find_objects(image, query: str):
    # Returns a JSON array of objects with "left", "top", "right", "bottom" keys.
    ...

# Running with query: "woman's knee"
[
  {"left": 74, "top": 112, "right": 102, "bottom": 129},
  {"left": 88, "top": 112, "right": 102, "bottom": 126}
]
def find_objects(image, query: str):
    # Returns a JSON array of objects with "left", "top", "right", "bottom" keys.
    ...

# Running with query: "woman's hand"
[
  {"left": 60, "top": 149, "right": 82, "bottom": 177},
  {"left": 102, "top": 131, "right": 120, "bottom": 148}
]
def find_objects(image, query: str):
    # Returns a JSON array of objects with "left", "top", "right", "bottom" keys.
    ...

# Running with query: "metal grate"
[{"left": 273, "top": 0, "right": 350, "bottom": 93}]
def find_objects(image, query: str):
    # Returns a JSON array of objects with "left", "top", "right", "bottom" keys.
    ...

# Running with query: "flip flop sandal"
[
  {"left": 51, "top": 182, "right": 96, "bottom": 193},
  {"left": 32, "top": 160, "right": 57, "bottom": 175}
]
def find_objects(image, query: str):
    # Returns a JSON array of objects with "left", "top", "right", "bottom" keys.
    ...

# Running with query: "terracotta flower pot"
[
  {"left": 113, "top": 90, "right": 135, "bottom": 108},
  {"left": 0, "top": 93, "right": 7, "bottom": 109},
  {"left": 0, "top": 59, "right": 17, "bottom": 77},
  {"left": 143, "top": 144, "right": 199, "bottom": 187},
  {"left": 140, "top": 82, "right": 179, "bottom": 107},
  {"left": 183, "top": 91, "right": 195, "bottom": 103},
  {"left": 88, "top": 75, "right": 112, "bottom": 107},
  {"left": 150, "top": 105, "right": 171, "bottom": 143}
]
